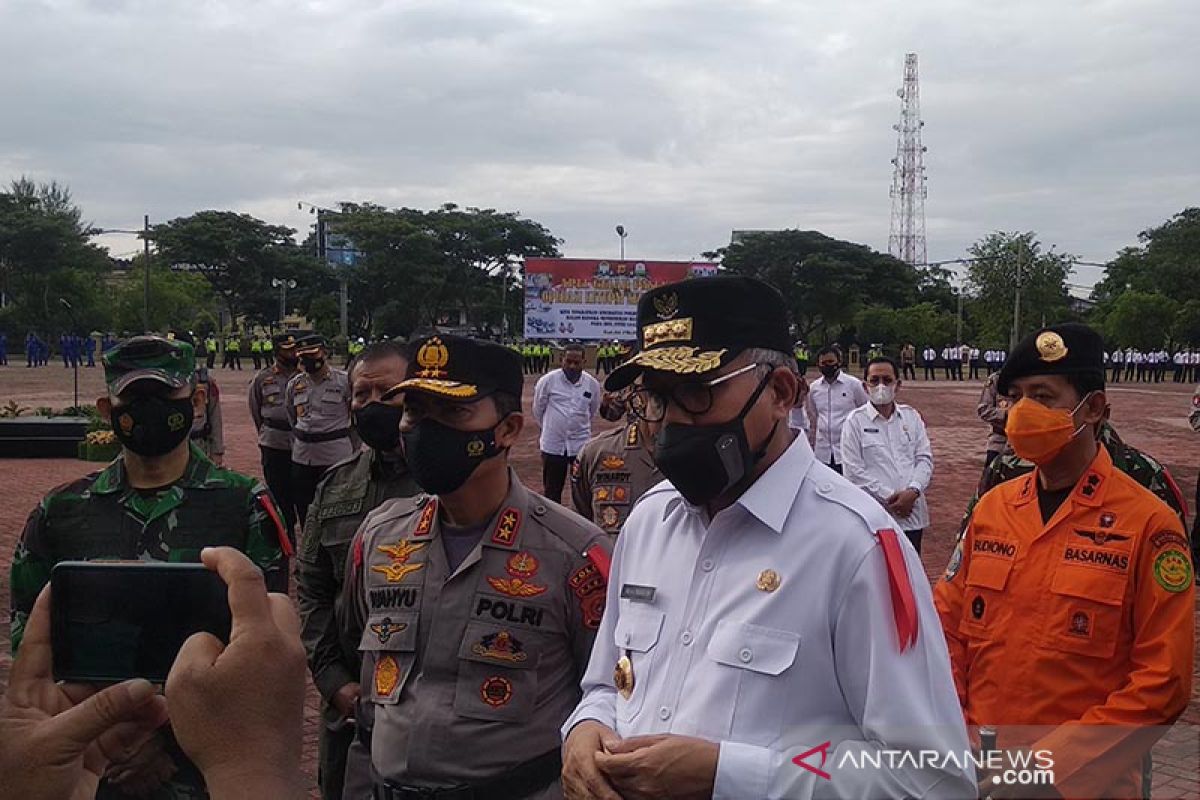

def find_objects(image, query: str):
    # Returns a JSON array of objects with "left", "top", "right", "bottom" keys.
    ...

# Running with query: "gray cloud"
[{"left": 1, "top": 0, "right": 1196, "bottom": 285}]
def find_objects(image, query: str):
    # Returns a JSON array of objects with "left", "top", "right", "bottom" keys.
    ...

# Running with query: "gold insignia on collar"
[
  {"left": 756, "top": 569, "right": 781, "bottom": 592},
  {"left": 642, "top": 318, "right": 693, "bottom": 348},
  {"left": 415, "top": 337, "right": 450, "bottom": 379},
  {"left": 1036, "top": 331, "right": 1068, "bottom": 363},
  {"left": 653, "top": 292, "right": 679, "bottom": 320}
]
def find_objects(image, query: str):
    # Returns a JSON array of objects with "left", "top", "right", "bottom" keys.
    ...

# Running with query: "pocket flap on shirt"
[
  {"left": 613, "top": 605, "right": 664, "bottom": 653},
  {"left": 964, "top": 556, "right": 1013, "bottom": 591},
  {"left": 708, "top": 620, "right": 799, "bottom": 676},
  {"left": 1050, "top": 567, "right": 1127, "bottom": 606}
]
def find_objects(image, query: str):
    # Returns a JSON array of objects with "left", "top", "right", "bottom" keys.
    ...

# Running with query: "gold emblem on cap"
[
  {"left": 416, "top": 337, "right": 450, "bottom": 379},
  {"left": 1036, "top": 331, "right": 1068, "bottom": 363},
  {"left": 652, "top": 292, "right": 679, "bottom": 320},
  {"left": 614, "top": 655, "right": 635, "bottom": 699},
  {"left": 756, "top": 569, "right": 781, "bottom": 592},
  {"left": 643, "top": 318, "right": 694, "bottom": 348},
  {"left": 630, "top": 346, "right": 727, "bottom": 374}
]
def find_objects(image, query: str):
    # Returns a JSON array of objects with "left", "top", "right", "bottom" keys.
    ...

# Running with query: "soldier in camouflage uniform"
[
  {"left": 345, "top": 334, "right": 611, "bottom": 799},
  {"left": 570, "top": 387, "right": 662, "bottom": 535},
  {"left": 298, "top": 339, "right": 421, "bottom": 800},
  {"left": 9, "top": 335, "right": 291, "bottom": 800}
]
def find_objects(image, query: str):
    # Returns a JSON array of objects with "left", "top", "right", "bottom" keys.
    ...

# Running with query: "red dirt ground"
[{"left": 1, "top": 361, "right": 1196, "bottom": 798}]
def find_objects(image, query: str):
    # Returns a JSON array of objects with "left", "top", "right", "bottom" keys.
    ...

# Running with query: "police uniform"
[
  {"left": 287, "top": 334, "right": 354, "bottom": 525},
  {"left": 570, "top": 421, "right": 661, "bottom": 535},
  {"left": 346, "top": 335, "right": 612, "bottom": 798},
  {"left": 935, "top": 324, "right": 1195, "bottom": 799},
  {"left": 250, "top": 333, "right": 300, "bottom": 533},
  {"left": 565, "top": 277, "right": 974, "bottom": 798},
  {"left": 10, "top": 335, "right": 291, "bottom": 800},
  {"left": 975, "top": 371, "right": 1008, "bottom": 473},
  {"left": 298, "top": 447, "right": 421, "bottom": 800}
]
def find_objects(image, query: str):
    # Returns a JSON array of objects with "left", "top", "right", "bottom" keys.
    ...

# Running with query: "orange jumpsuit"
[{"left": 935, "top": 446, "right": 1194, "bottom": 799}]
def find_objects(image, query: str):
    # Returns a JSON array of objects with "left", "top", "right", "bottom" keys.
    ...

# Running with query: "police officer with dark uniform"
[
  {"left": 346, "top": 334, "right": 612, "bottom": 799},
  {"left": 570, "top": 390, "right": 662, "bottom": 535},
  {"left": 287, "top": 334, "right": 354, "bottom": 527},
  {"left": 298, "top": 339, "right": 421, "bottom": 800},
  {"left": 250, "top": 332, "right": 301, "bottom": 535}
]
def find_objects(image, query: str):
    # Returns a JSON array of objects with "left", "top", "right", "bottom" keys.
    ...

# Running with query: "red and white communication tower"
[{"left": 888, "top": 53, "right": 927, "bottom": 266}]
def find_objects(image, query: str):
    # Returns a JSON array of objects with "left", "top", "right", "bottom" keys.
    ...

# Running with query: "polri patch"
[{"left": 480, "top": 676, "right": 513, "bottom": 707}]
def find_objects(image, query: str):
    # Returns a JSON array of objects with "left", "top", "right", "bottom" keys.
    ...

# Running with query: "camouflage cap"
[{"left": 103, "top": 335, "right": 196, "bottom": 395}]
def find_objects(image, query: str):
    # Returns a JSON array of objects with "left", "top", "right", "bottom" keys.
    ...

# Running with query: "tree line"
[{"left": 1, "top": 176, "right": 1195, "bottom": 351}]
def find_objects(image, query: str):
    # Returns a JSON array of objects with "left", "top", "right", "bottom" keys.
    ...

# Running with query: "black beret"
[
  {"left": 605, "top": 275, "right": 791, "bottom": 391},
  {"left": 997, "top": 323, "right": 1106, "bottom": 395},
  {"left": 387, "top": 334, "right": 523, "bottom": 402}
]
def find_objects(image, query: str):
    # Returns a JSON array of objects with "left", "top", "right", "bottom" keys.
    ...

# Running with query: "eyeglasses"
[{"left": 628, "top": 363, "right": 766, "bottom": 422}]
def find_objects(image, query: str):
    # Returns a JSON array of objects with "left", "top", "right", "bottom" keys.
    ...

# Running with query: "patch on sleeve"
[
  {"left": 1153, "top": 550, "right": 1193, "bottom": 593},
  {"left": 569, "top": 561, "right": 608, "bottom": 629},
  {"left": 1150, "top": 530, "right": 1189, "bottom": 551}
]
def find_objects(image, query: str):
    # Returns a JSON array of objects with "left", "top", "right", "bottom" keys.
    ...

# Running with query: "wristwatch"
[{"left": 908, "top": 486, "right": 922, "bottom": 496}]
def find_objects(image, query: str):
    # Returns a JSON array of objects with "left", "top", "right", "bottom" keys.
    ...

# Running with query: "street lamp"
[
  {"left": 59, "top": 298, "right": 80, "bottom": 412},
  {"left": 91, "top": 217, "right": 153, "bottom": 332},
  {"left": 615, "top": 225, "right": 628, "bottom": 261},
  {"left": 271, "top": 278, "right": 297, "bottom": 323}
]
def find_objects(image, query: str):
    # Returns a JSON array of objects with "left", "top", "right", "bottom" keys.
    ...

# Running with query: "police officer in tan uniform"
[
  {"left": 287, "top": 333, "right": 354, "bottom": 527},
  {"left": 250, "top": 332, "right": 300, "bottom": 535},
  {"left": 570, "top": 390, "right": 661, "bottom": 535},
  {"left": 346, "top": 334, "right": 612, "bottom": 799},
  {"left": 299, "top": 339, "right": 421, "bottom": 800}
]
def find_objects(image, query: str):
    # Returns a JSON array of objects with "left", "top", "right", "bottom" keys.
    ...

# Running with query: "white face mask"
[{"left": 870, "top": 384, "right": 896, "bottom": 406}]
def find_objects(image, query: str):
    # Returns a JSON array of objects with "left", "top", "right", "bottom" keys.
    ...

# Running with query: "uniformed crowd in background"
[{"left": 2, "top": 274, "right": 1198, "bottom": 800}]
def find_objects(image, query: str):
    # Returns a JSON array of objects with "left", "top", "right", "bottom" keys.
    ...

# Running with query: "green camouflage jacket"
[
  {"left": 963, "top": 422, "right": 1189, "bottom": 535},
  {"left": 10, "top": 443, "right": 289, "bottom": 653}
]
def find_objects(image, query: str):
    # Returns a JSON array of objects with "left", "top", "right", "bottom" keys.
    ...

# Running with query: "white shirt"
[
  {"left": 532, "top": 368, "right": 602, "bottom": 457},
  {"left": 805, "top": 370, "right": 870, "bottom": 465},
  {"left": 922, "top": 347, "right": 937, "bottom": 361},
  {"left": 563, "top": 435, "right": 973, "bottom": 799},
  {"left": 839, "top": 402, "right": 933, "bottom": 530},
  {"left": 788, "top": 404, "right": 809, "bottom": 434}
]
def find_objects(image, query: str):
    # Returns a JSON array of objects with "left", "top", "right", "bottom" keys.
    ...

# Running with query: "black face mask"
[
  {"left": 401, "top": 417, "right": 503, "bottom": 495},
  {"left": 278, "top": 353, "right": 298, "bottom": 368},
  {"left": 654, "top": 373, "right": 777, "bottom": 507},
  {"left": 301, "top": 356, "right": 324, "bottom": 373},
  {"left": 819, "top": 365, "right": 840, "bottom": 380},
  {"left": 111, "top": 395, "right": 195, "bottom": 457},
  {"left": 354, "top": 401, "right": 404, "bottom": 452}
]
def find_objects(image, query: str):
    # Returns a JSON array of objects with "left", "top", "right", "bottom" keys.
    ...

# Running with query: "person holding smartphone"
[{"left": 9, "top": 335, "right": 291, "bottom": 799}]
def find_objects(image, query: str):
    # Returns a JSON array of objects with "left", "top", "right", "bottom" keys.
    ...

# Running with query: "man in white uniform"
[
  {"left": 840, "top": 356, "right": 934, "bottom": 554},
  {"left": 533, "top": 342, "right": 602, "bottom": 503},
  {"left": 560, "top": 275, "right": 973, "bottom": 800},
  {"left": 805, "top": 346, "right": 869, "bottom": 475}
]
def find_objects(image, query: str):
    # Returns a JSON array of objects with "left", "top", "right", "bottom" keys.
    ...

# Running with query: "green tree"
[
  {"left": 328, "top": 203, "right": 560, "bottom": 337},
  {"left": 0, "top": 178, "right": 111, "bottom": 332},
  {"left": 705, "top": 230, "right": 929, "bottom": 343},
  {"left": 965, "top": 231, "right": 1074, "bottom": 346},
  {"left": 1094, "top": 208, "right": 1200, "bottom": 305},
  {"left": 109, "top": 257, "right": 216, "bottom": 333},
  {"left": 153, "top": 211, "right": 315, "bottom": 329},
  {"left": 1099, "top": 291, "right": 1177, "bottom": 351},
  {"left": 1171, "top": 299, "right": 1200, "bottom": 346}
]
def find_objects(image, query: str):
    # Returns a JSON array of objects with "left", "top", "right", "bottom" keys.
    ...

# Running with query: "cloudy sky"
[{"left": 2, "top": 0, "right": 1196, "bottom": 291}]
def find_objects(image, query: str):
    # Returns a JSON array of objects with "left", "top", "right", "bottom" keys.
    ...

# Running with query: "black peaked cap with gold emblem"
[
  {"left": 604, "top": 275, "right": 791, "bottom": 391},
  {"left": 997, "top": 323, "right": 1106, "bottom": 395},
  {"left": 272, "top": 331, "right": 299, "bottom": 350},
  {"left": 387, "top": 334, "right": 523, "bottom": 401},
  {"left": 295, "top": 334, "right": 328, "bottom": 355}
]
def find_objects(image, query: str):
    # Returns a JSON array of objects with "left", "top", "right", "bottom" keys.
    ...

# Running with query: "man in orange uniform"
[{"left": 935, "top": 323, "right": 1194, "bottom": 800}]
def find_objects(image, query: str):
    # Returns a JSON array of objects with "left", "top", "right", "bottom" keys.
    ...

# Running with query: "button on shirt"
[
  {"left": 805, "top": 370, "right": 870, "bottom": 465},
  {"left": 840, "top": 402, "right": 933, "bottom": 530},
  {"left": 564, "top": 434, "right": 973, "bottom": 799},
  {"left": 533, "top": 368, "right": 602, "bottom": 457}
]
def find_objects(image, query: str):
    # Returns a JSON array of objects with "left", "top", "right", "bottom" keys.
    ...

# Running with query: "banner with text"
[{"left": 523, "top": 258, "right": 718, "bottom": 340}]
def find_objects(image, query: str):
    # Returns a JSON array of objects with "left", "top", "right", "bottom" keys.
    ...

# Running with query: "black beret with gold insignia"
[
  {"left": 997, "top": 323, "right": 1106, "bottom": 395},
  {"left": 605, "top": 275, "right": 791, "bottom": 391},
  {"left": 387, "top": 334, "right": 523, "bottom": 401}
]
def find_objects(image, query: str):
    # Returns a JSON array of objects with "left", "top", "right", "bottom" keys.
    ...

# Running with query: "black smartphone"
[{"left": 50, "top": 561, "right": 232, "bottom": 683}]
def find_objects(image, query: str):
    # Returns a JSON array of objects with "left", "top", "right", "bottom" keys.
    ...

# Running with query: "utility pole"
[
  {"left": 956, "top": 283, "right": 963, "bottom": 345},
  {"left": 1011, "top": 245, "right": 1022, "bottom": 351},
  {"left": 143, "top": 214, "right": 151, "bottom": 333}
]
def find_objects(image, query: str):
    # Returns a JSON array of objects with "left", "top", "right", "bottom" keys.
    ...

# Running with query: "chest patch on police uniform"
[
  {"left": 371, "top": 539, "right": 427, "bottom": 583},
  {"left": 318, "top": 499, "right": 364, "bottom": 520},
  {"left": 600, "top": 506, "right": 621, "bottom": 529},
  {"left": 486, "top": 575, "right": 547, "bottom": 597},
  {"left": 479, "top": 676, "right": 513, "bottom": 707},
  {"left": 506, "top": 551, "right": 538, "bottom": 579},
  {"left": 471, "top": 630, "right": 527, "bottom": 663},
  {"left": 369, "top": 617, "right": 408, "bottom": 644},
  {"left": 369, "top": 586, "right": 419, "bottom": 610},
  {"left": 474, "top": 597, "right": 545, "bottom": 627},
  {"left": 601, "top": 455, "right": 625, "bottom": 470}
]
